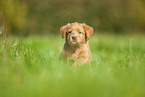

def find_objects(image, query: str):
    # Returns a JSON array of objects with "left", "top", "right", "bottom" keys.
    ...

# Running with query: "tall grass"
[{"left": 0, "top": 34, "right": 145, "bottom": 97}]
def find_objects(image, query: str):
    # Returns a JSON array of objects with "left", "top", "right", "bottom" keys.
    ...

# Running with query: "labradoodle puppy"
[{"left": 60, "top": 22, "right": 93, "bottom": 66}]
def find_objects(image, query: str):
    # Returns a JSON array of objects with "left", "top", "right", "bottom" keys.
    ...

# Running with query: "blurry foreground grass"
[{"left": 0, "top": 34, "right": 145, "bottom": 97}]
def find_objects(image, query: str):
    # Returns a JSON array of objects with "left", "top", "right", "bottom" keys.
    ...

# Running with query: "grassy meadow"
[{"left": 0, "top": 34, "right": 145, "bottom": 97}]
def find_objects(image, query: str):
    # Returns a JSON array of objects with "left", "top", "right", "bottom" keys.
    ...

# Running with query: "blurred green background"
[{"left": 0, "top": 0, "right": 145, "bottom": 36}]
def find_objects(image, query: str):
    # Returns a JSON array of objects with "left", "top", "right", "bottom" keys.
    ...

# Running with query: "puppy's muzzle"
[{"left": 72, "top": 36, "right": 76, "bottom": 40}]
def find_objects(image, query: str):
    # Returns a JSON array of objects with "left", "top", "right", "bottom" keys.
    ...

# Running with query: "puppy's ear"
[
  {"left": 81, "top": 23, "right": 93, "bottom": 39},
  {"left": 60, "top": 23, "right": 70, "bottom": 39}
]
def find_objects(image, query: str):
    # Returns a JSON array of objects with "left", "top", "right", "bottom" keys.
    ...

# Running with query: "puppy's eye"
[
  {"left": 79, "top": 32, "right": 81, "bottom": 34},
  {"left": 69, "top": 31, "right": 71, "bottom": 33}
]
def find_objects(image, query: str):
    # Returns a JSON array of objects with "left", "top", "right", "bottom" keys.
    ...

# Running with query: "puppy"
[{"left": 60, "top": 22, "right": 93, "bottom": 66}]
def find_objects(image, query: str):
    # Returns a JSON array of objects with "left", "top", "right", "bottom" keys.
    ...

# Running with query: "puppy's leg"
[{"left": 73, "top": 56, "right": 90, "bottom": 66}]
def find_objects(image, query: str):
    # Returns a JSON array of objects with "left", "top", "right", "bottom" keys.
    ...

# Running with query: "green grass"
[{"left": 0, "top": 34, "right": 145, "bottom": 97}]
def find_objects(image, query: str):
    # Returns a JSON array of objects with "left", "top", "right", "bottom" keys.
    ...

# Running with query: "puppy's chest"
[
  {"left": 68, "top": 51, "right": 79, "bottom": 60},
  {"left": 66, "top": 49, "right": 82, "bottom": 61}
]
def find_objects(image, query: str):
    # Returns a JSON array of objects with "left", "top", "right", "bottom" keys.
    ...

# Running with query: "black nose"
[{"left": 72, "top": 36, "right": 76, "bottom": 40}]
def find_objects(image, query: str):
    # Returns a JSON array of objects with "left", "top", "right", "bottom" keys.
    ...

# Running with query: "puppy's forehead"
[{"left": 68, "top": 23, "right": 84, "bottom": 31}]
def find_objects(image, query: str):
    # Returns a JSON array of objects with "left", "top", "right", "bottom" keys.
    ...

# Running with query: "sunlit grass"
[{"left": 0, "top": 34, "right": 145, "bottom": 97}]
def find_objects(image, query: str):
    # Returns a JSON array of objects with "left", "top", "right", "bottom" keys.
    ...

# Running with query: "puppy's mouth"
[
  {"left": 70, "top": 38, "right": 78, "bottom": 44},
  {"left": 72, "top": 39, "right": 77, "bottom": 43},
  {"left": 68, "top": 40, "right": 79, "bottom": 47},
  {"left": 67, "top": 36, "right": 81, "bottom": 47},
  {"left": 70, "top": 41, "right": 77, "bottom": 44}
]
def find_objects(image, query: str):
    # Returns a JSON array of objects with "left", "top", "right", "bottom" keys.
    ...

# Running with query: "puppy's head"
[{"left": 60, "top": 22, "right": 93, "bottom": 47}]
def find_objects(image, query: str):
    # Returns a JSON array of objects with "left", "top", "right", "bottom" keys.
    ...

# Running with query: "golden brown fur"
[{"left": 60, "top": 22, "right": 93, "bottom": 66}]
